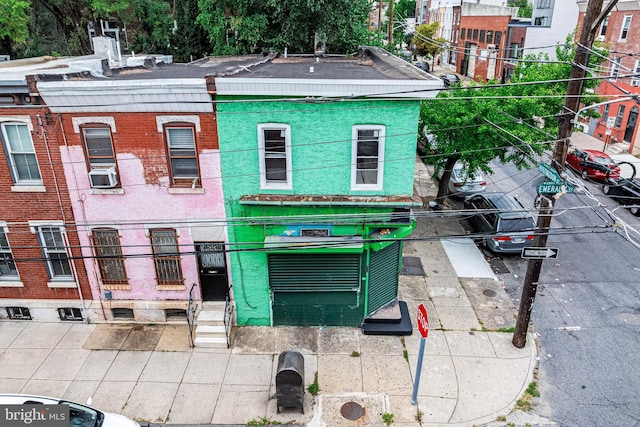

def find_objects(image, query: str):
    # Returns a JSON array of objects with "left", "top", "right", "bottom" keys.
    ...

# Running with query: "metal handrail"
[
  {"left": 186, "top": 283, "right": 197, "bottom": 347},
  {"left": 223, "top": 295, "right": 234, "bottom": 348}
]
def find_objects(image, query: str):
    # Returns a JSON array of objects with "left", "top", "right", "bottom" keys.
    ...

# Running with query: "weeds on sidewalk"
[
  {"left": 382, "top": 412, "right": 394, "bottom": 426},
  {"left": 515, "top": 381, "right": 540, "bottom": 411},
  {"left": 307, "top": 371, "right": 320, "bottom": 396},
  {"left": 247, "top": 417, "right": 283, "bottom": 425}
]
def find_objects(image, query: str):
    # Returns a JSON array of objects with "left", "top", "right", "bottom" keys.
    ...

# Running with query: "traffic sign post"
[
  {"left": 537, "top": 181, "right": 575, "bottom": 194},
  {"left": 521, "top": 247, "right": 559, "bottom": 259},
  {"left": 412, "top": 304, "right": 429, "bottom": 405}
]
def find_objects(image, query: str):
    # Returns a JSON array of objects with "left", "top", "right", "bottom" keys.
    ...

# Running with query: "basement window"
[
  {"left": 111, "top": 308, "right": 135, "bottom": 320},
  {"left": 165, "top": 308, "right": 187, "bottom": 321},
  {"left": 6, "top": 306, "right": 31, "bottom": 320},
  {"left": 58, "top": 307, "right": 83, "bottom": 321}
]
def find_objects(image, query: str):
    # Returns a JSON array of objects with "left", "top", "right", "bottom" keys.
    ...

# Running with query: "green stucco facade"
[{"left": 217, "top": 98, "right": 421, "bottom": 326}]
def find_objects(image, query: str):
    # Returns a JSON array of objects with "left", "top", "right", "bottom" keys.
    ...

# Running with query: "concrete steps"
[
  {"left": 193, "top": 301, "right": 228, "bottom": 348},
  {"left": 607, "top": 142, "right": 630, "bottom": 154}
]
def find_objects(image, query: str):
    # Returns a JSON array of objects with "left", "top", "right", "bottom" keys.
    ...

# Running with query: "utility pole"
[
  {"left": 512, "top": 0, "right": 607, "bottom": 348},
  {"left": 388, "top": 0, "right": 395, "bottom": 46}
]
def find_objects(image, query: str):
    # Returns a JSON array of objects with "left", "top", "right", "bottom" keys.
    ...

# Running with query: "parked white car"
[
  {"left": 447, "top": 162, "right": 487, "bottom": 197},
  {"left": 0, "top": 394, "right": 140, "bottom": 427}
]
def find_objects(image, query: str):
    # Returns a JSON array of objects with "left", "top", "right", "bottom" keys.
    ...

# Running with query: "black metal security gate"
[{"left": 367, "top": 241, "right": 401, "bottom": 315}]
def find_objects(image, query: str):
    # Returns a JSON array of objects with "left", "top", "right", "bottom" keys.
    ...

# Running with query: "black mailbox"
[{"left": 275, "top": 350, "right": 304, "bottom": 413}]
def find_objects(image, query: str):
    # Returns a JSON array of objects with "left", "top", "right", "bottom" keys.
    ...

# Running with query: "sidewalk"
[{"left": 0, "top": 160, "right": 538, "bottom": 427}]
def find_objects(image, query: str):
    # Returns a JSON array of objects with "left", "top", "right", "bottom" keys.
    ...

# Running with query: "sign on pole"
[
  {"left": 538, "top": 163, "right": 562, "bottom": 184},
  {"left": 521, "top": 247, "right": 559, "bottom": 259},
  {"left": 536, "top": 181, "right": 575, "bottom": 194},
  {"left": 412, "top": 304, "right": 429, "bottom": 405}
]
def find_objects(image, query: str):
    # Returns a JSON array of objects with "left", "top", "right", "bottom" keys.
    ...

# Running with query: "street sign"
[
  {"left": 537, "top": 163, "right": 562, "bottom": 184},
  {"left": 521, "top": 247, "right": 559, "bottom": 259},
  {"left": 606, "top": 117, "right": 616, "bottom": 129},
  {"left": 417, "top": 303, "right": 429, "bottom": 338},
  {"left": 537, "top": 181, "right": 575, "bottom": 194}
]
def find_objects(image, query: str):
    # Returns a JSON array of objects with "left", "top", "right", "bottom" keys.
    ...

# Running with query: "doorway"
[
  {"left": 196, "top": 242, "right": 228, "bottom": 301},
  {"left": 624, "top": 106, "right": 638, "bottom": 143}
]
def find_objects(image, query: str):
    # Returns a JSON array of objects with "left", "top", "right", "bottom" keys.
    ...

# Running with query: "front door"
[
  {"left": 196, "top": 243, "right": 228, "bottom": 301},
  {"left": 624, "top": 107, "right": 638, "bottom": 142}
]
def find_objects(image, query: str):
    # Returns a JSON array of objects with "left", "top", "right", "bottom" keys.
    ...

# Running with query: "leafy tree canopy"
[
  {"left": 0, "top": 0, "right": 30, "bottom": 54},
  {"left": 197, "top": 0, "right": 371, "bottom": 56},
  {"left": 419, "top": 35, "right": 607, "bottom": 199}
]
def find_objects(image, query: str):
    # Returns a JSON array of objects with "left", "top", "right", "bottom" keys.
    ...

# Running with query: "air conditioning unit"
[{"left": 89, "top": 166, "right": 118, "bottom": 188}]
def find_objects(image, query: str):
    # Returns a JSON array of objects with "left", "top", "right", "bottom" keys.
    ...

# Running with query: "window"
[
  {"left": 473, "top": 29, "right": 478, "bottom": 40},
  {"left": 352, "top": 125, "right": 385, "bottom": 190},
  {"left": 537, "top": 0, "right": 552, "bottom": 8},
  {"left": 461, "top": 28, "right": 465, "bottom": 39},
  {"left": 37, "top": 227, "right": 72, "bottom": 279},
  {"left": 258, "top": 124, "right": 292, "bottom": 189},
  {"left": 82, "top": 127, "right": 115, "bottom": 168},
  {"left": 165, "top": 125, "right": 199, "bottom": 186},
  {"left": 165, "top": 308, "right": 187, "bottom": 321},
  {"left": 632, "top": 60, "right": 640, "bottom": 86},
  {"left": 487, "top": 31, "right": 493, "bottom": 44},
  {"left": 150, "top": 229, "right": 184, "bottom": 286},
  {"left": 620, "top": 15, "right": 632, "bottom": 41},
  {"left": 510, "top": 43, "right": 521, "bottom": 59},
  {"left": 599, "top": 16, "right": 609, "bottom": 37},
  {"left": 58, "top": 307, "right": 83, "bottom": 321},
  {"left": 0, "top": 123, "right": 42, "bottom": 184},
  {"left": 0, "top": 229, "right": 18, "bottom": 279},
  {"left": 92, "top": 228, "right": 127, "bottom": 284},
  {"left": 615, "top": 105, "right": 625, "bottom": 128},
  {"left": 111, "top": 308, "right": 134, "bottom": 319},
  {"left": 611, "top": 57, "right": 621, "bottom": 80},
  {"left": 467, "top": 28, "right": 472, "bottom": 39},
  {"left": 479, "top": 30, "right": 485, "bottom": 42},
  {"left": 602, "top": 104, "right": 610, "bottom": 122},
  {"left": 494, "top": 31, "right": 502, "bottom": 46},
  {"left": 6, "top": 306, "right": 31, "bottom": 320}
]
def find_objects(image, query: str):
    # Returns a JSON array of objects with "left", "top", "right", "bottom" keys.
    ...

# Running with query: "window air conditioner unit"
[{"left": 89, "top": 166, "right": 118, "bottom": 188}]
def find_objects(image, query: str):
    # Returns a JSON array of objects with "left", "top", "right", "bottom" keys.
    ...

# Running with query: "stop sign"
[{"left": 417, "top": 303, "right": 429, "bottom": 338}]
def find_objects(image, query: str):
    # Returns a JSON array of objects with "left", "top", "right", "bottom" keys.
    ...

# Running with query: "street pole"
[
  {"left": 388, "top": 0, "right": 395, "bottom": 46},
  {"left": 512, "top": 0, "right": 606, "bottom": 348}
]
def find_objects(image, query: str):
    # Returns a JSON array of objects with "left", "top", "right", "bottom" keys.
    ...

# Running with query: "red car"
[{"left": 566, "top": 148, "right": 620, "bottom": 181}]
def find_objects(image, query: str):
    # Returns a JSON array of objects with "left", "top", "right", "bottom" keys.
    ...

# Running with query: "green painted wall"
[{"left": 217, "top": 98, "right": 421, "bottom": 326}]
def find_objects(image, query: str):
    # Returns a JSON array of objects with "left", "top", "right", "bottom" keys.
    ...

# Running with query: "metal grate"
[{"left": 400, "top": 256, "right": 426, "bottom": 276}]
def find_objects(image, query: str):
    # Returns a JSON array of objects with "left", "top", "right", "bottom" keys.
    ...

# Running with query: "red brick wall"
[
  {"left": 0, "top": 106, "right": 90, "bottom": 300},
  {"left": 457, "top": 15, "right": 511, "bottom": 82}
]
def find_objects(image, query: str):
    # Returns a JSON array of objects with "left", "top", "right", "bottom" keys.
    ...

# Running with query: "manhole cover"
[
  {"left": 340, "top": 402, "right": 364, "bottom": 420},
  {"left": 483, "top": 289, "right": 497, "bottom": 297}
]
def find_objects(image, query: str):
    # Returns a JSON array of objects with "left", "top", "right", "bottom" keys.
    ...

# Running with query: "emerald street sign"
[
  {"left": 538, "top": 163, "right": 562, "bottom": 184},
  {"left": 537, "top": 181, "right": 575, "bottom": 194}
]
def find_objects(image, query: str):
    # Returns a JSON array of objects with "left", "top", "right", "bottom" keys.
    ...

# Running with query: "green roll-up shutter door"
[
  {"left": 269, "top": 254, "right": 362, "bottom": 326},
  {"left": 367, "top": 241, "right": 401, "bottom": 315},
  {"left": 269, "top": 254, "right": 360, "bottom": 292}
]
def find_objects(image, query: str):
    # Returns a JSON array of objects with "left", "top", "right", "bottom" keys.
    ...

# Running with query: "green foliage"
[
  {"left": 197, "top": 0, "right": 371, "bottom": 56},
  {"left": 307, "top": 371, "right": 320, "bottom": 396},
  {"left": 419, "top": 35, "right": 608, "bottom": 199},
  {"left": 382, "top": 412, "right": 394, "bottom": 426},
  {"left": 350, "top": 351, "right": 360, "bottom": 357},
  {"left": 171, "top": 0, "right": 212, "bottom": 62},
  {"left": 0, "top": 0, "right": 30, "bottom": 43},
  {"left": 412, "top": 22, "right": 439, "bottom": 57},
  {"left": 525, "top": 381, "right": 540, "bottom": 398},
  {"left": 247, "top": 417, "right": 283, "bottom": 425},
  {"left": 508, "top": 0, "right": 532, "bottom": 18}
]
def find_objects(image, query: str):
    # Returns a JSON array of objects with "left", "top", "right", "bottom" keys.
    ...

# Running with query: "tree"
[
  {"left": 419, "top": 38, "right": 607, "bottom": 200},
  {"left": 412, "top": 22, "right": 446, "bottom": 67},
  {"left": 197, "top": 0, "right": 371, "bottom": 56},
  {"left": 171, "top": 0, "right": 211, "bottom": 62},
  {"left": 0, "top": 0, "right": 30, "bottom": 56},
  {"left": 508, "top": 0, "right": 532, "bottom": 18}
]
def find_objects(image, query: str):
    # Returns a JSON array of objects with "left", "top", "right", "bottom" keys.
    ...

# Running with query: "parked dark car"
[
  {"left": 566, "top": 147, "right": 620, "bottom": 181},
  {"left": 441, "top": 73, "right": 461, "bottom": 86},
  {"left": 464, "top": 192, "right": 536, "bottom": 254},
  {"left": 603, "top": 177, "right": 640, "bottom": 216},
  {"left": 414, "top": 61, "right": 430, "bottom": 72}
]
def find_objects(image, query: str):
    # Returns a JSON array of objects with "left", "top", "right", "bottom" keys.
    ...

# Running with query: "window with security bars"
[
  {"left": 150, "top": 229, "right": 184, "bottom": 285},
  {"left": 165, "top": 126, "right": 199, "bottom": 186},
  {"left": 352, "top": 126, "right": 384, "bottom": 190},
  {"left": 0, "top": 229, "right": 18, "bottom": 279},
  {"left": 258, "top": 124, "right": 291, "bottom": 189},
  {"left": 58, "top": 307, "right": 83, "bottom": 321},
  {"left": 37, "top": 227, "right": 72, "bottom": 279},
  {"left": 0, "top": 122, "right": 42, "bottom": 184},
  {"left": 7, "top": 306, "right": 31, "bottom": 320},
  {"left": 92, "top": 228, "right": 127, "bottom": 284}
]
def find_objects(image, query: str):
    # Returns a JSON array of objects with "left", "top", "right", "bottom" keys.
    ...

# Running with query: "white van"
[{"left": 0, "top": 394, "right": 140, "bottom": 427}]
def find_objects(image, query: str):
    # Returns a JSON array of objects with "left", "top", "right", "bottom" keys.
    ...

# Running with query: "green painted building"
[{"left": 215, "top": 47, "right": 442, "bottom": 326}]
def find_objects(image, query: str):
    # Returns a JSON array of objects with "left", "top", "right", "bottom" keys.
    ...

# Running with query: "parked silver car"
[
  {"left": 463, "top": 192, "right": 536, "bottom": 254},
  {"left": 447, "top": 162, "right": 487, "bottom": 197}
]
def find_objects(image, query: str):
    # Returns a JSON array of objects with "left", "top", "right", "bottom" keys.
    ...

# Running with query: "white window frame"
[
  {"left": 0, "top": 226, "right": 19, "bottom": 280},
  {"left": 351, "top": 125, "right": 385, "bottom": 191},
  {"left": 0, "top": 122, "right": 42, "bottom": 185},
  {"left": 36, "top": 226, "right": 73, "bottom": 280},
  {"left": 258, "top": 123, "right": 292, "bottom": 190},
  {"left": 611, "top": 57, "right": 621, "bottom": 81},
  {"left": 599, "top": 16, "right": 609, "bottom": 38},
  {"left": 619, "top": 15, "right": 632, "bottom": 41},
  {"left": 631, "top": 60, "right": 640, "bottom": 86}
]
